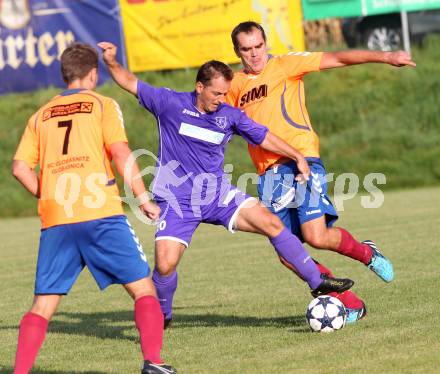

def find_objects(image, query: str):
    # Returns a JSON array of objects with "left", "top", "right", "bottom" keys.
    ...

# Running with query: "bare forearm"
[
  {"left": 260, "top": 132, "right": 302, "bottom": 162},
  {"left": 260, "top": 132, "right": 310, "bottom": 179},
  {"left": 112, "top": 148, "right": 148, "bottom": 202},
  {"left": 106, "top": 60, "right": 138, "bottom": 95},
  {"left": 12, "top": 160, "right": 39, "bottom": 198},
  {"left": 321, "top": 50, "right": 416, "bottom": 69},
  {"left": 111, "top": 143, "right": 159, "bottom": 219},
  {"left": 329, "top": 50, "right": 388, "bottom": 67},
  {"left": 98, "top": 42, "right": 138, "bottom": 95}
]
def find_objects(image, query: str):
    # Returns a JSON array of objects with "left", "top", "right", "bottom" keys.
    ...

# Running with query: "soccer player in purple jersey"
[{"left": 99, "top": 42, "right": 355, "bottom": 328}]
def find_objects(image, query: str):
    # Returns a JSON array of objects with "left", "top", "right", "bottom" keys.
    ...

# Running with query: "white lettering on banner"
[
  {"left": 25, "top": 28, "right": 38, "bottom": 67},
  {"left": 179, "top": 122, "right": 225, "bottom": 144},
  {"left": 0, "top": 28, "right": 75, "bottom": 70},
  {"left": 3, "top": 34, "right": 23, "bottom": 69},
  {"left": 38, "top": 32, "right": 55, "bottom": 66}
]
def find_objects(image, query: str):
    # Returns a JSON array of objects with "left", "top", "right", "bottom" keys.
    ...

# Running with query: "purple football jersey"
[{"left": 137, "top": 80, "right": 268, "bottom": 202}]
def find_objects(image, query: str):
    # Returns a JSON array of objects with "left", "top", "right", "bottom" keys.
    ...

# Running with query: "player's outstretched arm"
[
  {"left": 260, "top": 132, "right": 310, "bottom": 181},
  {"left": 98, "top": 42, "right": 138, "bottom": 96},
  {"left": 11, "top": 160, "right": 39, "bottom": 198},
  {"left": 110, "top": 142, "right": 160, "bottom": 220},
  {"left": 320, "top": 50, "right": 416, "bottom": 70}
]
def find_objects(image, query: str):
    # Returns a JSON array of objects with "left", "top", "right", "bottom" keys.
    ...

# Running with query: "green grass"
[
  {"left": 2, "top": 37, "right": 440, "bottom": 217},
  {"left": 1, "top": 187, "right": 440, "bottom": 373}
]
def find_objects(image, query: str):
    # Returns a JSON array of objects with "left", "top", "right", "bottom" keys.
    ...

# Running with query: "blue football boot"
[
  {"left": 345, "top": 302, "right": 367, "bottom": 324},
  {"left": 363, "top": 240, "right": 394, "bottom": 282}
]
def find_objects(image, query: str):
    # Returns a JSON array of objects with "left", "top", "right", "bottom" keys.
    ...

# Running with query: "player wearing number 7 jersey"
[{"left": 11, "top": 43, "right": 176, "bottom": 374}]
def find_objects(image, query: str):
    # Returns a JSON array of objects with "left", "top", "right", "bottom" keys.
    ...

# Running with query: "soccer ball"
[{"left": 306, "top": 295, "right": 347, "bottom": 333}]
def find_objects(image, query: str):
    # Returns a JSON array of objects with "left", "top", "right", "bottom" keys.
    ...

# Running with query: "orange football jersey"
[
  {"left": 14, "top": 90, "right": 127, "bottom": 228},
  {"left": 227, "top": 52, "right": 323, "bottom": 174}
]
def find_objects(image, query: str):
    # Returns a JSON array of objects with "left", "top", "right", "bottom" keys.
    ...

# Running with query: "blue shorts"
[
  {"left": 258, "top": 158, "right": 338, "bottom": 241},
  {"left": 155, "top": 186, "right": 255, "bottom": 247},
  {"left": 35, "top": 215, "right": 150, "bottom": 294}
]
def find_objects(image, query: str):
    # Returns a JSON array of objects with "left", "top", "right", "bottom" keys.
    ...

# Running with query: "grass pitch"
[{"left": 1, "top": 187, "right": 440, "bottom": 373}]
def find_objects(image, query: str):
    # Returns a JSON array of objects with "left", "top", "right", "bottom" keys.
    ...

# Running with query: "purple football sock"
[
  {"left": 152, "top": 269, "right": 178, "bottom": 320},
  {"left": 270, "top": 228, "right": 322, "bottom": 290}
]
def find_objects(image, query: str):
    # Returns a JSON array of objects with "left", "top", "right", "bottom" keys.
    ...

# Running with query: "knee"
[
  {"left": 29, "top": 307, "right": 53, "bottom": 322},
  {"left": 154, "top": 241, "right": 184, "bottom": 276},
  {"left": 124, "top": 277, "right": 157, "bottom": 300},
  {"left": 30, "top": 296, "right": 60, "bottom": 321},
  {"left": 303, "top": 231, "right": 329, "bottom": 249},
  {"left": 155, "top": 260, "right": 177, "bottom": 276},
  {"left": 262, "top": 213, "right": 284, "bottom": 236},
  {"left": 132, "top": 280, "right": 157, "bottom": 301}
]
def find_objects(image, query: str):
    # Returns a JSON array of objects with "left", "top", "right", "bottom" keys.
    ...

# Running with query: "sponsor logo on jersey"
[
  {"left": 182, "top": 108, "right": 200, "bottom": 117},
  {"left": 43, "top": 102, "right": 93, "bottom": 121},
  {"left": 214, "top": 116, "right": 227, "bottom": 129},
  {"left": 239, "top": 84, "right": 268, "bottom": 107}
]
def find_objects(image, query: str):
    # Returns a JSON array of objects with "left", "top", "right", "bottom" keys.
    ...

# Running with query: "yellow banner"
[{"left": 120, "top": 0, "right": 305, "bottom": 72}]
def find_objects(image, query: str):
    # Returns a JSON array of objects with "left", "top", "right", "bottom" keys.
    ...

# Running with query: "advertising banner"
[
  {"left": 120, "top": 0, "right": 305, "bottom": 72},
  {"left": 0, "top": 0, "right": 126, "bottom": 95},
  {"left": 302, "top": 0, "right": 440, "bottom": 20}
]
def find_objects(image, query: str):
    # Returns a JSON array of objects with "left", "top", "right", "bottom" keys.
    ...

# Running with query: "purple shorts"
[{"left": 155, "top": 186, "right": 255, "bottom": 247}]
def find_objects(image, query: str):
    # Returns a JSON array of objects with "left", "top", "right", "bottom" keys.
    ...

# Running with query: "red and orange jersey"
[
  {"left": 226, "top": 52, "right": 323, "bottom": 175},
  {"left": 14, "top": 89, "right": 127, "bottom": 228}
]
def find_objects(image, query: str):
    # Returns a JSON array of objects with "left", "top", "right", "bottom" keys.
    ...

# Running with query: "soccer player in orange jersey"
[
  {"left": 11, "top": 43, "right": 176, "bottom": 374},
  {"left": 227, "top": 21, "right": 416, "bottom": 323}
]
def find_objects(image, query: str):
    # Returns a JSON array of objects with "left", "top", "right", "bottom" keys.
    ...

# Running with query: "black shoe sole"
[{"left": 311, "top": 279, "right": 354, "bottom": 297}]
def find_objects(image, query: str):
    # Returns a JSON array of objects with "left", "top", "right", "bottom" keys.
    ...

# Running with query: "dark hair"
[
  {"left": 231, "top": 21, "right": 266, "bottom": 52},
  {"left": 60, "top": 43, "right": 98, "bottom": 84},
  {"left": 196, "top": 60, "right": 233, "bottom": 86}
]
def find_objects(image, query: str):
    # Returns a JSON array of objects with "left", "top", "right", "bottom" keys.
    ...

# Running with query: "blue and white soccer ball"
[{"left": 306, "top": 295, "right": 347, "bottom": 333}]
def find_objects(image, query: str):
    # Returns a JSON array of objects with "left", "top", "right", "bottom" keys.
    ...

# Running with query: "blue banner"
[{"left": 0, "top": 0, "right": 126, "bottom": 95}]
